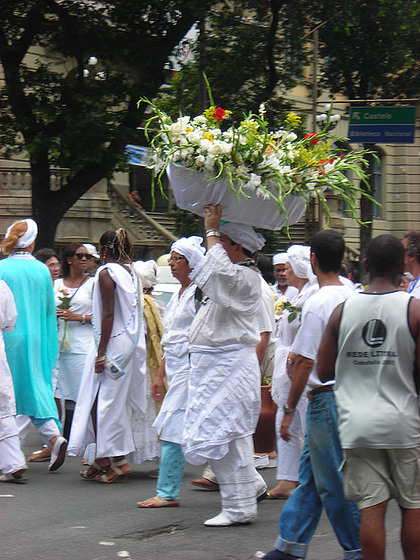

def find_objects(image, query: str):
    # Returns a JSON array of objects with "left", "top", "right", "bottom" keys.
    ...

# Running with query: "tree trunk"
[{"left": 30, "top": 154, "right": 62, "bottom": 249}]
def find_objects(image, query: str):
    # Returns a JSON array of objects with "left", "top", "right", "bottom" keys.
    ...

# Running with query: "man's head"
[
  {"left": 311, "top": 230, "right": 344, "bottom": 275},
  {"left": 402, "top": 230, "right": 420, "bottom": 275},
  {"left": 366, "top": 234, "right": 404, "bottom": 284},
  {"left": 219, "top": 223, "right": 265, "bottom": 264},
  {"left": 272, "top": 253, "right": 288, "bottom": 286}
]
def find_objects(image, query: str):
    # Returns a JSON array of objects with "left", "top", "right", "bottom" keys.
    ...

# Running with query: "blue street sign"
[{"left": 348, "top": 107, "right": 416, "bottom": 144}]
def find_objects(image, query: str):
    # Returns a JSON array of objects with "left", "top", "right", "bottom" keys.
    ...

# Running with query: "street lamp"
[{"left": 315, "top": 104, "right": 341, "bottom": 131}]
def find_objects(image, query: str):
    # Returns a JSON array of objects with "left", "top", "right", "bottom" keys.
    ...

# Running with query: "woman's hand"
[
  {"left": 151, "top": 359, "right": 166, "bottom": 402},
  {"left": 151, "top": 377, "right": 164, "bottom": 402},
  {"left": 95, "top": 355, "right": 106, "bottom": 374},
  {"left": 56, "top": 309, "right": 78, "bottom": 322}
]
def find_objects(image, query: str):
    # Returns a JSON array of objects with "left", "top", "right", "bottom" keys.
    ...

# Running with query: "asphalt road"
[{"left": 0, "top": 427, "right": 404, "bottom": 560}]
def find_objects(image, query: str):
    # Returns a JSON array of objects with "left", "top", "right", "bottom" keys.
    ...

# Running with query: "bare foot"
[
  {"left": 137, "top": 495, "right": 180, "bottom": 508},
  {"left": 267, "top": 480, "right": 298, "bottom": 499}
]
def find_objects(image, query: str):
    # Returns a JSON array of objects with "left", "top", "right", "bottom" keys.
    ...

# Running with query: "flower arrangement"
[
  {"left": 274, "top": 295, "right": 290, "bottom": 316},
  {"left": 140, "top": 85, "right": 374, "bottom": 226},
  {"left": 274, "top": 295, "right": 302, "bottom": 323},
  {"left": 57, "top": 286, "right": 71, "bottom": 310}
]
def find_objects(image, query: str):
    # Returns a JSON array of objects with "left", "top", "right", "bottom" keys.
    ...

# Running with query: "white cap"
[
  {"left": 83, "top": 243, "right": 99, "bottom": 259},
  {"left": 272, "top": 252, "right": 288, "bottom": 265}
]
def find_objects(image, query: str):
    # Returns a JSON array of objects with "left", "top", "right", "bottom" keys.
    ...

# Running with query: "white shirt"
[
  {"left": 291, "top": 283, "right": 355, "bottom": 389},
  {"left": 259, "top": 277, "right": 276, "bottom": 344},
  {"left": 161, "top": 283, "right": 196, "bottom": 347},
  {"left": 189, "top": 245, "right": 261, "bottom": 347}
]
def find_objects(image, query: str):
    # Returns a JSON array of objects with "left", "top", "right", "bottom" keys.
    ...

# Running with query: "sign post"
[{"left": 348, "top": 106, "right": 416, "bottom": 143}]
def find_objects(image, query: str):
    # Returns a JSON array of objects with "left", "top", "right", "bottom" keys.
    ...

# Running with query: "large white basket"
[{"left": 167, "top": 163, "right": 307, "bottom": 230}]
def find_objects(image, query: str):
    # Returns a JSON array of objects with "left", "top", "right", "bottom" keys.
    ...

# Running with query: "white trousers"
[
  {"left": 0, "top": 417, "right": 27, "bottom": 474},
  {"left": 275, "top": 395, "right": 307, "bottom": 481},
  {"left": 16, "top": 415, "right": 59, "bottom": 447},
  {"left": 208, "top": 435, "right": 261, "bottom": 523}
]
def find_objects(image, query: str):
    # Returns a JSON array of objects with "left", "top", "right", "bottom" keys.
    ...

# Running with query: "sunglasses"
[
  {"left": 168, "top": 256, "right": 186, "bottom": 263},
  {"left": 74, "top": 253, "right": 93, "bottom": 260}
]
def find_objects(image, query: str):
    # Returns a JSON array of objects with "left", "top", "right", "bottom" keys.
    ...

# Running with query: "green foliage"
[
  {"left": 302, "top": 0, "right": 420, "bottom": 99},
  {"left": 0, "top": 0, "right": 214, "bottom": 245},
  {"left": 154, "top": 1, "right": 308, "bottom": 129},
  {"left": 165, "top": 205, "right": 200, "bottom": 237}
]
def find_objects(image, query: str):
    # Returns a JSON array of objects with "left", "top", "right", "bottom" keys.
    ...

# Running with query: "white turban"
[
  {"left": 6, "top": 218, "right": 38, "bottom": 248},
  {"left": 171, "top": 236, "right": 206, "bottom": 269},
  {"left": 272, "top": 252, "right": 288, "bottom": 266},
  {"left": 133, "top": 259, "right": 159, "bottom": 289},
  {"left": 287, "top": 245, "right": 315, "bottom": 281},
  {"left": 219, "top": 222, "right": 265, "bottom": 253}
]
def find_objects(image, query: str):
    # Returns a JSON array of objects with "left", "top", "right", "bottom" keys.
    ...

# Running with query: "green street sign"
[
  {"left": 349, "top": 106, "right": 416, "bottom": 125},
  {"left": 348, "top": 106, "right": 417, "bottom": 143}
]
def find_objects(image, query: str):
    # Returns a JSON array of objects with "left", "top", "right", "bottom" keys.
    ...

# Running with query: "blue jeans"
[
  {"left": 156, "top": 441, "right": 186, "bottom": 501},
  {"left": 274, "top": 391, "right": 362, "bottom": 560}
]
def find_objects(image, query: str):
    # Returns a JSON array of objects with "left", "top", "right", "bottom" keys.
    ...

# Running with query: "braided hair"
[{"left": 99, "top": 229, "right": 133, "bottom": 263}]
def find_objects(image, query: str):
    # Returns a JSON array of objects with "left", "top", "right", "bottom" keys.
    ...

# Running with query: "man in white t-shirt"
[
  {"left": 402, "top": 230, "right": 420, "bottom": 298},
  {"left": 318, "top": 234, "right": 420, "bottom": 560},
  {"left": 261, "top": 230, "right": 362, "bottom": 560}
]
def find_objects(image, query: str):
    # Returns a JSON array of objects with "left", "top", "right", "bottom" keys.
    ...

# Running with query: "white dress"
[
  {"left": 0, "top": 280, "right": 26, "bottom": 474},
  {"left": 183, "top": 245, "right": 261, "bottom": 465},
  {"left": 53, "top": 276, "right": 94, "bottom": 401},
  {"left": 68, "top": 263, "right": 147, "bottom": 459},
  {"left": 153, "top": 283, "right": 196, "bottom": 444},
  {"left": 271, "top": 280, "right": 319, "bottom": 481},
  {"left": 127, "top": 316, "right": 161, "bottom": 464}
]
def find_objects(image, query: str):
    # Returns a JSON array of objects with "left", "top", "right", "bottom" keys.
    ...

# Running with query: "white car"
[{"left": 153, "top": 264, "right": 180, "bottom": 306}]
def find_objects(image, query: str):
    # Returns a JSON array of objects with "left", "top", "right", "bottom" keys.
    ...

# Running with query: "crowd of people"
[{"left": 0, "top": 213, "right": 419, "bottom": 560}]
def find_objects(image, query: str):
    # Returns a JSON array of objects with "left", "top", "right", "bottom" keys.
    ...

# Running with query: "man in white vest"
[{"left": 318, "top": 234, "right": 420, "bottom": 560}]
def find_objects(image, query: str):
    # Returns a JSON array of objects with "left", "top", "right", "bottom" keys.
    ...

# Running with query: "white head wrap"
[
  {"left": 287, "top": 245, "right": 315, "bottom": 281},
  {"left": 83, "top": 243, "right": 100, "bottom": 259},
  {"left": 219, "top": 222, "right": 265, "bottom": 253},
  {"left": 272, "top": 252, "right": 288, "bottom": 266},
  {"left": 133, "top": 260, "right": 159, "bottom": 289},
  {"left": 6, "top": 218, "right": 38, "bottom": 248},
  {"left": 171, "top": 236, "right": 206, "bottom": 269}
]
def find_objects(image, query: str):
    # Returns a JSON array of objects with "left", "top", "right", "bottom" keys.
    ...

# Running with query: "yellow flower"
[
  {"left": 186, "top": 126, "right": 193, "bottom": 133},
  {"left": 285, "top": 112, "right": 302, "bottom": 130},
  {"left": 202, "top": 132, "right": 214, "bottom": 142}
]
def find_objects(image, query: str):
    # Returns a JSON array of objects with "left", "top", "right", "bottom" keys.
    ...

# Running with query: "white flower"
[
  {"left": 285, "top": 132, "right": 298, "bottom": 142},
  {"left": 208, "top": 142, "right": 224, "bottom": 156},
  {"left": 244, "top": 173, "right": 262, "bottom": 190},
  {"left": 192, "top": 115, "right": 207, "bottom": 125},
  {"left": 323, "top": 162, "right": 335, "bottom": 173},
  {"left": 170, "top": 116, "right": 190, "bottom": 135},
  {"left": 199, "top": 139, "right": 214, "bottom": 152},
  {"left": 195, "top": 154, "right": 206, "bottom": 167},
  {"left": 204, "top": 156, "right": 216, "bottom": 171},
  {"left": 256, "top": 187, "right": 271, "bottom": 199}
]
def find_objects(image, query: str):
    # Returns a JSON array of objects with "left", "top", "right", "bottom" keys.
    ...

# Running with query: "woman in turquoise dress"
[{"left": 0, "top": 219, "right": 67, "bottom": 471}]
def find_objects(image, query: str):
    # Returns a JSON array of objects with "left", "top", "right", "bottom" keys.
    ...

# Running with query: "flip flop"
[
  {"left": 137, "top": 495, "right": 180, "bottom": 508},
  {"left": 266, "top": 491, "right": 288, "bottom": 500},
  {"left": 0, "top": 473, "right": 28, "bottom": 484},
  {"left": 28, "top": 448, "right": 51, "bottom": 462}
]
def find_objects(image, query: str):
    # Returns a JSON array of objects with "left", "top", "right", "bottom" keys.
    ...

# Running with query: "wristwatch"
[{"left": 283, "top": 404, "right": 296, "bottom": 413}]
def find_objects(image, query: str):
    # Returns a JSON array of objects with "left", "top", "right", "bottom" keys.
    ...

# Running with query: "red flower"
[
  {"left": 304, "top": 133, "right": 319, "bottom": 145},
  {"left": 213, "top": 107, "right": 227, "bottom": 121}
]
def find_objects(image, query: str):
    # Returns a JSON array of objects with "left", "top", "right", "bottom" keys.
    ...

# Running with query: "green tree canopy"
[{"left": 0, "top": 0, "right": 212, "bottom": 246}]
